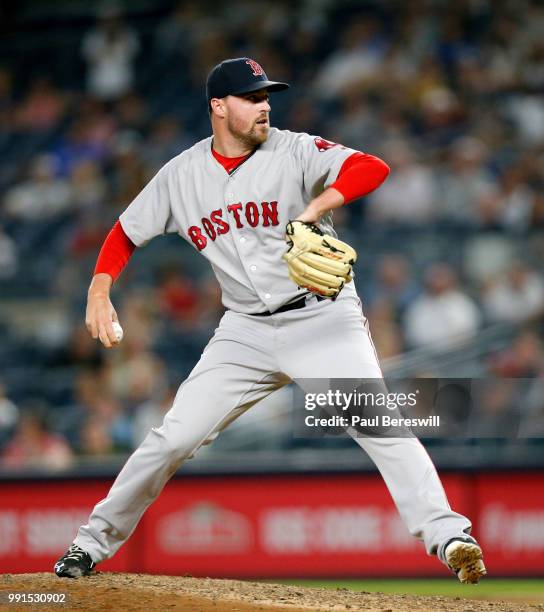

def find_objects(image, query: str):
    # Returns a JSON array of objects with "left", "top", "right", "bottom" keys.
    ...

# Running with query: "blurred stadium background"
[{"left": 0, "top": 0, "right": 543, "bottom": 583}]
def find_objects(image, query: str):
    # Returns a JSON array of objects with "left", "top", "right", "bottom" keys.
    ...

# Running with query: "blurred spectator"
[
  {"left": 93, "top": 394, "right": 132, "bottom": 451},
  {"left": 435, "top": 137, "right": 497, "bottom": 224},
  {"left": 187, "top": 27, "right": 232, "bottom": 89},
  {"left": 531, "top": 193, "right": 544, "bottom": 226},
  {"left": 482, "top": 17, "right": 520, "bottom": 93},
  {"left": 429, "top": 381, "right": 474, "bottom": 438},
  {"left": 144, "top": 116, "right": 191, "bottom": 173},
  {"left": 81, "top": 100, "right": 118, "bottom": 149},
  {"left": 110, "top": 131, "right": 148, "bottom": 206},
  {"left": 506, "top": 94, "right": 544, "bottom": 146},
  {"left": 68, "top": 215, "right": 109, "bottom": 258},
  {"left": 520, "top": 37, "right": 544, "bottom": 91},
  {"left": 489, "top": 329, "right": 544, "bottom": 378},
  {"left": 368, "top": 254, "right": 418, "bottom": 319},
  {"left": 157, "top": 266, "right": 199, "bottom": 326},
  {"left": 1, "top": 409, "right": 73, "bottom": 471},
  {"left": 482, "top": 261, "right": 544, "bottom": 324},
  {"left": 15, "top": 76, "right": 67, "bottom": 132},
  {"left": 117, "top": 292, "right": 159, "bottom": 349},
  {"left": 106, "top": 294, "right": 167, "bottom": 408},
  {"left": 404, "top": 263, "right": 481, "bottom": 349},
  {"left": 518, "top": 377, "right": 544, "bottom": 438},
  {"left": 0, "top": 67, "right": 14, "bottom": 137},
  {"left": 380, "top": 40, "right": 418, "bottom": 92},
  {"left": 407, "top": 57, "right": 449, "bottom": 109},
  {"left": 69, "top": 160, "right": 108, "bottom": 211},
  {"left": 114, "top": 92, "right": 148, "bottom": 132},
  {"left": 366, "top": 140, "right": 436, "bottom": 224},
  {"left": 52, "top": 118, "right": 112, "bottom": 177},
  {"left": 82, "top": 8, "right": 140, "bottom": 100},
  {"left": 326, "top": 91, "right": 381, "bottom": 150},
  {"left": 61, "top": 369, "right": 132, "bottom": 451},
  {"left": 107, "top": 348, "right": 167, "bottom": 411},
  {"left": 366, "top": 298, "right": 404, "bottom": 360},
  {"left": 416, "top": 87, "right": 467, "bottom": 148},
  {"left": 48, "top": 325, "right": 104, "bottom": 370},
  {"left": 79, "top": 415, "right": 116, "bottom": 456},
  {"left": 495, "top": 165, "right": 536, "bottom": 231},
  {"left": 154, "top": 1, "right": 203, "bottom": 61},
  {"left": 469, "top": 380, "right": 521, "bottom": 438},
  {"left": 284, "top": 97, "right": 323, "bottom": 136},
  {"left": 58, "top": 369, "right": 103, "bottom": 443},
  {"left": 0, "top": 225, "right": 17, "bottom": 279},
  {"left": 314, "top": 17, "right": 388, "bottom": 100},
  {"left": 463, "top": 235, "right": 515, "bottom": 286},
  {"left": 3, "top": 155, "right": 70, "bottom": 221},
  {"left": 0, "top": 382, "right": 19, "bottom": 444}
]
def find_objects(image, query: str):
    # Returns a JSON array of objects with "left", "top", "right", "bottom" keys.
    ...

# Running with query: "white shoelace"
[{"left": 63, "top": 545, "right": 88, "bottom": 562}]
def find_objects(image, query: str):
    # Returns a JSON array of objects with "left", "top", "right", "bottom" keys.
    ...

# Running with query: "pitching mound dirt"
[{"left": 1, "top": 573, "right": 541, "bottom": 612}]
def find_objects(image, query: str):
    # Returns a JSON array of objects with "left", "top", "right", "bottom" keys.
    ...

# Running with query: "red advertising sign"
[
  {"left": 0, "top": 472, "right": 542, "bottom": 577},
  {"left": 0, "top": 481, "right": 134, "bottom": 574},
  {"left": 476, "top": 472, "right": 544, "bottom": 577},
  {"left": 140, "top": 474, "right": 469, "bottom": 577}
]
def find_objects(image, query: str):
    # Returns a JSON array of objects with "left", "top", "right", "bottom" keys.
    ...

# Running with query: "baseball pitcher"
[{"left": 54, "top": 58, "right": 486, "bottom": 584}]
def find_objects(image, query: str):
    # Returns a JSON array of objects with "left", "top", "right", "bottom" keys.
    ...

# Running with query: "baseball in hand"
[{"left": 112, "top": 321, "right": 124, "bottom": 344}]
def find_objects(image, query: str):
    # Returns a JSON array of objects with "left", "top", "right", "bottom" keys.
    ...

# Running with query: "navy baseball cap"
[{"left": 206, "top": 57, "right": 289, "bottom": 103}]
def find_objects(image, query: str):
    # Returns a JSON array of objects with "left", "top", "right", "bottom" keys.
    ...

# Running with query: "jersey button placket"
[
  {"left": 226, "top": 176, "right": 234, "bottom": 201},
  {"left": 224, "top": 180, "right": 269, "bottom": 309}
]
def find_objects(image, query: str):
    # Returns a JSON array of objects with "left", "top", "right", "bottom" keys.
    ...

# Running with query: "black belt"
[{"left": 249, "top": 295, "right": 324, "bottom": 316}]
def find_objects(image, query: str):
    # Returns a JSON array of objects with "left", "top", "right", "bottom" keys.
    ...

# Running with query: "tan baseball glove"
[{"left": 282, "top": 220, "right": 357, "bottom": 299}]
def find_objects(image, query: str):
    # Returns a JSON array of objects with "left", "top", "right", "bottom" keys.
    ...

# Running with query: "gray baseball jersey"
[
  {"left": 119, "top": 128, "right": 357, "bottom": 313},
  {"left": 72, "top": 127, "right": 474, "bottom": 572}
]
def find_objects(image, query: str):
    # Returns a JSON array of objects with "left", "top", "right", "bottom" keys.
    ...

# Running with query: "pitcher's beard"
[{"left": 229, "top": 119, "right": 269, "bottom": 148}]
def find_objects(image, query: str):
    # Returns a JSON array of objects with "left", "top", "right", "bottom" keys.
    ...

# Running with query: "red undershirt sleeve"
[
  {"left": 330, "top": 152, "right": 390, "bottom": 204},
  {"left": 93, "top": 220, "right": 136, "bottom": 282}
]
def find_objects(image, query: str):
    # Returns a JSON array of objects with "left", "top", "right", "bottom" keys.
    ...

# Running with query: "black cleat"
[{"left": 54, "top": 544, "right": 95, "bottom": 578}]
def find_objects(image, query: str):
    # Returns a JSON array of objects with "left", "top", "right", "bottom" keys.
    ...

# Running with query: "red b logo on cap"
[{"left": 246, "top": 59, "right": 264, "bottom": 76}]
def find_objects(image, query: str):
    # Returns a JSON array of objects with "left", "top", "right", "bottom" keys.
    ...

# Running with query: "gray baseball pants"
[{"left": 74, "top": 294, "right": 471, "bottom": 564}]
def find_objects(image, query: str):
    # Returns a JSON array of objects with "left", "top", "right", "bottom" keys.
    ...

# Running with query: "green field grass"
[{"left": 283, "top": 579, "right": 544, "bottom": 602}]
